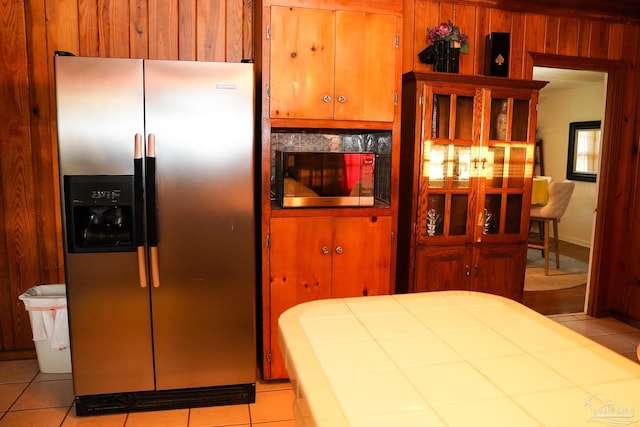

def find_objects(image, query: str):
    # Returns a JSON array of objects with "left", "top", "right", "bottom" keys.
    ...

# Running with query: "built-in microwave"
[{"left": 275, "top": 151, "right": 376, "bottom": 208}]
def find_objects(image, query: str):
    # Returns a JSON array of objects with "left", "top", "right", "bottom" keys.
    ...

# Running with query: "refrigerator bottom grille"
[{"left": 74, "top": 383, "right": 256, "bottom": 416}]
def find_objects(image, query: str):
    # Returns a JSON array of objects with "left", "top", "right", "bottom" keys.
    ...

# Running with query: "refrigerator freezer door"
[
  {"left": 144, "top": 60, "right": 256, "bottom": 390},
  {"left": 55, "top": 56, "right": 155, "bottom": 395}
]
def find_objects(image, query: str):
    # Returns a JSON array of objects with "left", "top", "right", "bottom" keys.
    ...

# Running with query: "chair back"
[{"left": 530, "top": 181, "right": 575, "bottom": 219}]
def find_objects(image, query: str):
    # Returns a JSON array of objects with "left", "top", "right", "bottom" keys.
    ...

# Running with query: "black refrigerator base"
[{"left": 74, "top": 383, "right": 256, "bottom": 416}]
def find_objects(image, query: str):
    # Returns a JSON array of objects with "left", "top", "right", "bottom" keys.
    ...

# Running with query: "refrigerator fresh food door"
[
  {"left": 143, "top": 60, "right": 256, "bottom": 390},
  {"left": 54, "top": 56, "right": 155, "bottom": 395}
]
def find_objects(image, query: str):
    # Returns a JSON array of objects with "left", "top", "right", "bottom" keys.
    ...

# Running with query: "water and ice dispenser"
[{"left": 63, "top": 175, "right": 136, "bottom": 253}]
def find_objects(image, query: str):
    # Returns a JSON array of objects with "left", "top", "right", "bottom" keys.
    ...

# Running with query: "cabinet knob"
[
  {"left": 465, "top": 265, "right": 471, "bottom": 277},
  {"left": 337, "top": 95, "right": 346, "bottom": 103},
  {"left": 335, "top": 246, "right": 343, "bottom": 254},
  {"left": 322, "top": 246, "right": 329, "bottom": 255},
  {"left": 323, "top": 95, "right": 331, "bottom": 103}
]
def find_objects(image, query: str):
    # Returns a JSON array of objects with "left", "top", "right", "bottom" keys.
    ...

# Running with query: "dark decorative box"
[{"left": 484, "top": 32, "right": 510, "bottom": 77}]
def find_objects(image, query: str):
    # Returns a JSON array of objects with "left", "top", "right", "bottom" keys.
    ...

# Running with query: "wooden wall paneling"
[
  {"left": 452, "top": 4, "right": 476, "bottom": 75},
  {"left": 486, "top": 7, "right": 510, "bottom": 31},
  {"left": 402, "top": 0, "right": 416, "bottom": 72},
  {"left": 26, "top": 0, "right": 65, "bottom": 285},
  {"left": 474, "top": 6, "right": 489, "bottom": 75},
  {"left": 608, "top": 25, "right": 640, "bottom": 315},
  {"left": 46, "top": 0, "right": 81, "bottom": 56},
  {"left": 243, "top": 0, "right": 254, "bottom": 60},
  {"left": 78, "top": 0, "right": 100, "bottom": 56},
  {"left": 179, "top": 0, "right": 197, "bottom": 60},
  {"left": 196, "top": 0, "right": 225, "bottom": 61},
  {"left": 149, "top": 0, "right": 179, "bottom": 60},
  {"left": 0, "top": 0, "right": 41, "bottom": 353},
  {"left": 130, "top": 0, "right": 149, "bottom": 59},
  {"left": 557, "top": 18, "right": 580, "bottom": 56},
  {"left": 544, "top": 16, "right": 560, "bottom": 54},
  {"left": 577, "top": 21, "right": 592, "bottom": 57},
  {"left": 521, "top": 13, "right": 546, "bottom": 79},
  {"left": 99, "top": 0, "right": 132, "bottom": 57},
  {"left": 410, "top": 0, "right": 430, "bottom": 73},
  {"left": 226, "top": 0, "right": 245, "bottom": 61},
  {"left": 608, "top": 24, "right": 624, "bottom": 60},
  {"left": 627, "top": 45, "right": 640, "bottom": 318},
  {"left": 589, "top": 21, "right": 610, "bottom": 58},
  {"left": 509, "top": 13, "right": 525, "bottom": 78}
]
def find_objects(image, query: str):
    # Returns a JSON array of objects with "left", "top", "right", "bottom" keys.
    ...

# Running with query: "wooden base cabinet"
[
  {"left": 398, "top": 73, "right": 547, "bottom": 299},
  {"left": 414, "top": 244, "right": 526, "bottom": 300},
  {"left": 267, "top": 215, "right": 393, "bottom": 379}
]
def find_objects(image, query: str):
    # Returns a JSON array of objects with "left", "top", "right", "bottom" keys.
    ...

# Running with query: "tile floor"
[{"left": 1, "top": 313, "right": 638, "bottom": 427}]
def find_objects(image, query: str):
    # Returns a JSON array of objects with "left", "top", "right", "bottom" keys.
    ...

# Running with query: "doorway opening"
[
  {"left": 521, "top": 53, "right": 626, "bottom": 318},
  {"left": 522, "top": 66, "right": 606, "bottom": 315}
]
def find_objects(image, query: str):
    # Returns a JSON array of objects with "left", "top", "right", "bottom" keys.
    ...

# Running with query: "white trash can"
[{"left": 19, "top": 284, "right": 72, "bottom": 374}]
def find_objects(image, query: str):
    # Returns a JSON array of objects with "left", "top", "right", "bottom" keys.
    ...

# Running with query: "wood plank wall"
[
  {"left": 0, "top": 0, "right": 253, "bottom": 358},
  {"left": 1, "top": 0, "right": 640, "bottom": 358},
  {"left": 404, "top": 1, "right": 640, "bottom": 320}
]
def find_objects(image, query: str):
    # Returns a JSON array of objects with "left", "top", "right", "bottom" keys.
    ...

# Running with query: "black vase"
[
  {"left": 432, "top": 40, "right": 460, "bottom": 73},
  {"left": 418, "top": 40, "right": 461, "bottom": 73}
]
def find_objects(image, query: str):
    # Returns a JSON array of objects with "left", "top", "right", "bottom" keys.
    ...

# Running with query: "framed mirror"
[{"left": 566, "top": 120, "right": 601, "bottom": 182}]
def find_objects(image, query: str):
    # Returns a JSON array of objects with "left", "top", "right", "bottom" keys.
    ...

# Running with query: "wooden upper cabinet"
[
  {"left": 269, "top": 7, "right": 335, "bottom": 120},
  {"left": 333, "top": 12, "right": 397, "bottom": 122},
  {"left": 269, "top": 6, "right": 398, "bottom": 121}
]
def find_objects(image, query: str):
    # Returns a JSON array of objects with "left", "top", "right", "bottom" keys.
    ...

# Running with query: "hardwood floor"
[{"left": 521, "top": 240, "right": 589, "bottom": 315}]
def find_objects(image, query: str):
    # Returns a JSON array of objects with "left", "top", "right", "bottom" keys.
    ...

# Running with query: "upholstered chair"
[{"left": 528, "top": 181, "right": 576, "bottom": 275}]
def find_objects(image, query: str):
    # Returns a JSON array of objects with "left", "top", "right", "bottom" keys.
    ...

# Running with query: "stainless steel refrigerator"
[{"left": 54, "top": 55, "right": 256, "bottom": 415}]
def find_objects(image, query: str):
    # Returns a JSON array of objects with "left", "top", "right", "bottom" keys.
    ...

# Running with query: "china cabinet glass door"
[
  {"left": 480, "top": 94, "right": 532, "bottom": 241},
  {"left": 417, "top": 86, "right": 534, "bottom": 245},
  {"left": 417, "top": 87, "right": 477, "bottom": 245}
]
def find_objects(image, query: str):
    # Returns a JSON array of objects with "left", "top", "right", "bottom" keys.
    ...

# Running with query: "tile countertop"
[{"left": 278, "top": 291, "right": 640, "bottom": 427}]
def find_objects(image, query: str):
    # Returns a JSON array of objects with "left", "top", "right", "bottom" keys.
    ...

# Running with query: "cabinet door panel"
[
  {"left": 332, "top": 216, "right": 392, "bottom": 297},
  {"left": 269, "top": 7, "right": 335, "bottom": 119},
  {"left": 268, "top": 217, "right": 332, "bottom": 379},
  {"left": 334, "top": 12, "right": 396, "bottom": 122},
  {"left": 413, "top": 246, "right": 470, "bottom": 292},
  {"left": 472, "top": 244, "right": 526, "bottom": 300}
]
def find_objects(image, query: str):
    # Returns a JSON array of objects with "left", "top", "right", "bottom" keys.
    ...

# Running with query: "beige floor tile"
[
  {"left": 249, "top": 389, "right": 295, "bottom": 424},
  {"left": 35, "top": 371, "right": 73, "bottom": 382},
  {"left": 255, "top": 380, "right": 292, "bottom": 393},
  {"left": 618, "top": 331, "right": 640, "bottom": 346},
  {"left": 590, "top": 333, "right": 639, "bottom": 354},
  {"left": 189, "top": 404, "right": 250, "bottom": 427},
  {"left": 61, "top": 409, "right": 128, "bottom": 427},
  {"left": 0, "top": 359, "right": 39, "bottom": 383},
  {"left": 250, "top": 421, "right": 296, "bottom": 427},
  {"left": 124, "top": 408, "right": 188, "bottom": 427},
  {"left": 589, "top": 317, "right": 640, "bottom": 334},
  {"left": 0, "top": 407, "right": 68, "bottom": 427},
  {"left": 0, "top": 382, "right": 29, "bottom": 412},
  {"left": 560, "top": 319, "right": 609, "bottom": 336},
  {"left": 11, "top": 379, "right": 75, "bottom": 410}
]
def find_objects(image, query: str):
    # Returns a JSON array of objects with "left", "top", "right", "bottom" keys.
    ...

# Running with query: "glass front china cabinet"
[{"left": 397, "top": 73, "right": 548, "bottom": 300}]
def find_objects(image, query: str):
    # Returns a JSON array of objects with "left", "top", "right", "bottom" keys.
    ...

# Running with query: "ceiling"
[{"left": 533, "top": 67, "right": 606, "bottom": 92}]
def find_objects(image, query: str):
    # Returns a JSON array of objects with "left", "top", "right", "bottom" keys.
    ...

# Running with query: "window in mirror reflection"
[{"left": 567, "top": 120, "right": 601, "bottom": 182}]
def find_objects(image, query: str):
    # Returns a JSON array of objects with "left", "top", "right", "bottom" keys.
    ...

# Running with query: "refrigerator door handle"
[
  {"left": 146, "top": 133, "right": 161, "bottom": 288},
  {"left": 134, "top": 134, "right": 148, "bottom": 288}
]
